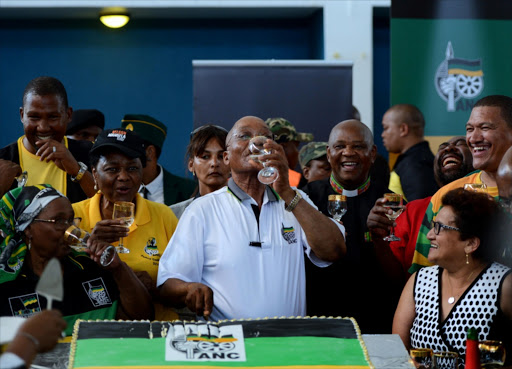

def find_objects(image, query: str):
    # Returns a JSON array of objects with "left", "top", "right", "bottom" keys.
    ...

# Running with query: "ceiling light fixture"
[{"left": 100, "top": 7, "right": 130, "bottom": 28}]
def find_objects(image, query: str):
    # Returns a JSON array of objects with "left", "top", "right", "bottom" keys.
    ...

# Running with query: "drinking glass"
[
  {"left": 112, "top": 201, "right": 134, "bottom": 254},
  {"left": 64, "top": 224, "right": 116, "bottom": 266},
  {"left": 16, "top": 171, "right": 28, "bottom": 187},
  {"left": 432, "top": 351, "right": 458, "bottom": 369},
  {"left": 410, "top": 348, "right": 433, "bottom": 369},
  {"left": 479, "top": 340, "right": 506, "bottom": 368},
  {"left": 327, "top": 194, "right": 347, "bottom": 222},
  {"left": 464, "top": 183, "right": 488, "bottom": 193},
  {"left": 248, "top": 136, "right": 279, "bottom": 184},
  {"left": 382, "top": 193, "right": 405, "bottom": 241}
]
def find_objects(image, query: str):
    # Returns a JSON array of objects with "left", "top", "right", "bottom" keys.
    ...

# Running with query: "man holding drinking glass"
[{"left": 157, "top": 115, "right": 345, "bottom": 321}]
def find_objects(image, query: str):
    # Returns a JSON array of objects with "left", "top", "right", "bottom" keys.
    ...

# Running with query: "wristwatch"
[{"left": 71, "top": 161, "right": 88, "bottom": 182}]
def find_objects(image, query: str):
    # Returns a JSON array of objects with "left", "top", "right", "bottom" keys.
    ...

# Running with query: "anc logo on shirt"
[
  {"left": 9, "top": 292, "right": 41, "bottom": 318},
  {"left": 83, "top": 278, "right": 112, "bottom": 307},
  {"left": 281, "top": 223, "right": 297, "bottom": 244},
  {"left": 144, "top": 237, "right": 159, "bottom": 256}
]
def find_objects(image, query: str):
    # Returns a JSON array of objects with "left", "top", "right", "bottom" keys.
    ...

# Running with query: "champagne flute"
[
  {"left": 479, "top": 340, "right": 506, "bottom": 368},
  {"left": 16, "top": 171, "right": 28, "bottom": 187},
  {"left": 64, "top": 224, "right": 116, "bottom": 267},
  {"left": 432, "top": 351, "right": 458, "bottom": 369},
  {"left": 464, "top": 183, "right": 488, "bottom": 193},
  {"left": 112, "top": 201, "right": 134, "bottom": 254},
  {"left": 382, "top": 193, "right": 405, "bottom": 241},
  {"left": 410, "top": 348, "right": 433, "bottom": 369},
  {"left": 248, "top": 136, "right": 279, "bottom": 184},
  {"left": 327, "top": 194, "right": 347, "bottom": 222}
]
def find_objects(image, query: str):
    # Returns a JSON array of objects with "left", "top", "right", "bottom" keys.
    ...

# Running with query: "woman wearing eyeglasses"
[
  {"left": 170, "top": 125, "right": 230, "bottom": 219},
  {"left": 393, "top": 188, "right": 512, "bottom": 368},
  {"left": 0, "top": 185, "right": 152, "bottom": 336}
]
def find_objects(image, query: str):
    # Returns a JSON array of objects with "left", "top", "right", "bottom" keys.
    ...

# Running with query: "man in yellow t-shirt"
[
  {"left": 0, "top": 76, "right": 95, "bottom": 202},
  {"left": 410, "top": 95, "right": 512, "bottom": 273}
]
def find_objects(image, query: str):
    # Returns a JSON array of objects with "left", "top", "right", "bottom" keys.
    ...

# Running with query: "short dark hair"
[
  {"left": 22, "top": 76, "right": 69, "bottom": 109},
  {"left": 391, "top": 104, "right": 425, "bottom": 136},
  {"left": 186, "top": 125, "right": 228, "bottom": 162},
  {"left": 441, "top": 188, "right": 501, "bottom": 261},
  {"left": 474, "top": 95, "right": 512, "bottom": 128}
]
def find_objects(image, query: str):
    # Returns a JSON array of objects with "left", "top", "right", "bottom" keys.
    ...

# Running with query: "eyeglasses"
[
  {"left": 190, "top": 125, "right": 228, "bottom": 139},
  {"left": 33, "top": 218, "right": 75, "bottom": 228},
  {"left": 231, "top": 133, "right": 274, "bottom": 141},
  {"left": 431, "top": 220, "right": 460, "bottom": 235}
]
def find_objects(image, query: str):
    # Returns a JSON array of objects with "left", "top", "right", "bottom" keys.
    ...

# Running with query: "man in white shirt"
[
  {"left": 157, "top": 116, "right": 346, "bottom": 321},
  {"left": 121, "top": 114, "right": 196, "bottom": 206}
]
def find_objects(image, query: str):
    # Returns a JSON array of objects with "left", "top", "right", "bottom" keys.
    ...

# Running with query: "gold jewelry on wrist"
[
  {"left": 285, "top": 190, "right": 302, "bottom": 212},
  {"left": 71, "top": 161, "right": 87, "bottom": 182}
]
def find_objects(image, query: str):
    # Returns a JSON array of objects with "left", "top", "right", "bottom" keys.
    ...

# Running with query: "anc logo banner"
[{"left": 391, "top": 0, "right": 512, "bottom": 137}]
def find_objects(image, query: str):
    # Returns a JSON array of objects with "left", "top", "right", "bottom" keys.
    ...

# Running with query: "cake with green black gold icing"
[{"left": 69, "top": 317, "right": 373, "bottom": 368}]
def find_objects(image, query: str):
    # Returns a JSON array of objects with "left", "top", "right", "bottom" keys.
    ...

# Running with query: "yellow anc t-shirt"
[
  {"left": 409, "top": 171, "right": 499, "bottom": 273},
  {"left": 72, "top": 192, "right": 179, "bottom": 320},
  {"left": 18, "top": 136, "right": 67, "bottom": 195}
]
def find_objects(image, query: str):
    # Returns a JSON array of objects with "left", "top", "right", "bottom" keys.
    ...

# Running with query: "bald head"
[
  {"left": 226, "top": 116, "right": 267, "bottom": 148},
  {"left": 497, "top": 146, "right": 512, "bottom": 200},
  {"left": 386, "top": 104, "right": 425, "bottom": 136},
  {"left": 329, "top": 120, "right": 374, "bottom": 147}
]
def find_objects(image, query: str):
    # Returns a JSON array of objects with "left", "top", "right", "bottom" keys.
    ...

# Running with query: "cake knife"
[{"left": 35, "top": 258, "right": 63, "bottom": 310}]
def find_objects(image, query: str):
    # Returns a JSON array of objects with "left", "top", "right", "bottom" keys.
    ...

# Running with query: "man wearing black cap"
[
  {"left": 66, "top": 109, "right": 105, "bottom": 142},
  {"left": 0, "top": 76, "right": 95, "bottom": 202},
  {"left": 121, "top": 114, "right": 196, "bottom": 206}
]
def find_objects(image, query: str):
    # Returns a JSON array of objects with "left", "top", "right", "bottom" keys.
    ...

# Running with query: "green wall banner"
[{"left": 391, "top": 0, "right": 512, "bottom": 137}]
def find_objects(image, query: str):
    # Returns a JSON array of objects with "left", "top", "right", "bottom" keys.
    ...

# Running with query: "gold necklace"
[{"left": 446, "top": 269, "right": 476, "bottom": 304}]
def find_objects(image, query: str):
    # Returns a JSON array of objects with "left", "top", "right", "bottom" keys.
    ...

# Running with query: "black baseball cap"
[{"left": 90, "top": 128, "right": 146, "bottom": 166}]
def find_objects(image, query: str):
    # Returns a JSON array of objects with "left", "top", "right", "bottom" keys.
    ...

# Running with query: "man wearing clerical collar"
[{"left": 302, "top": 120, "right": 400, "bottom": 334}]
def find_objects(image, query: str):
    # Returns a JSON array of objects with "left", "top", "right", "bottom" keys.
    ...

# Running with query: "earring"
[
  {"left": 94, "top": 183, "right": 98, "bottom": 191},
  {"left": 466, "top": 253, "right": 469, "bottom": 265},
  {"left": 28, "top": 238, "right": 31, "bottom": 250},
  {"left": 193, "top": 171, "right": 196, "bottom": 178}
]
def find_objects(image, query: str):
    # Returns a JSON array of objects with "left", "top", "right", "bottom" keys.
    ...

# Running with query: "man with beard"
[
  {"left": 302, "top": 119, "right": 394, "bottom": 334},
  {"left": 409, "top": 95, "right": 512, "bottom": 273},
  {"left": 367, "top": 136, "right": 474, "bottom": 279}
]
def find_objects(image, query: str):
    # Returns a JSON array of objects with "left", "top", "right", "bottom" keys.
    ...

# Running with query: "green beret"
[
  {"left": 121, "top": 114, "right": 167, "bottom": 150},
  {"left": 299, "top": 141, "right": 328, "bottom": 169},
  {"left": 265, "top": 117, "right": 313, "bottom": 143}
]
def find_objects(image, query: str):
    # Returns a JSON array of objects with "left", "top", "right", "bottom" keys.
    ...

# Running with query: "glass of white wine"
[
  {"left": 432, "top": 351, "right": 458, "bottom": 369},
  {"left": 479, "top": 340, "right": 506, "bottom": 368},
  {"left": 248, "top": 136, "right": 279, "bottom": 184},
  {"left": 112, "top": 201, "right": 135, "bottom": 254},
  {"left": 327, "top": 194, "right": 347, "bottom": 222},
  {"left": 383, "top": 193, "right": 405, "bottom": 241},
  {"left": 64, "top": 224, "right": 116, "bottom": 266},
  {"left": 410, "top": 348, "right": 433, "bottom": 369}
]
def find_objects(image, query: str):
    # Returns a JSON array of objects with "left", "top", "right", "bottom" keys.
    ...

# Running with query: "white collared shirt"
[
  {"left": 139, "top": 164, "right": 165, "bottom": 204},
  {"left": 157, "top": 179, "right": 345, "bottom": 321}
]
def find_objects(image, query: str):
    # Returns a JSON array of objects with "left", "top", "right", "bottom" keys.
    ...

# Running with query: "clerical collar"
[{"left": 329, "top": 173, "right": 371, "bottom": 197}]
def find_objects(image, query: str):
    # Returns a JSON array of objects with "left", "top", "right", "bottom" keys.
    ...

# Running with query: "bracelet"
[
  {"left": 19, "top": 332, "right": 40, "bottom": 350},
  {"left": 285, "top": 190, "right": 302, "bottom": 212}
]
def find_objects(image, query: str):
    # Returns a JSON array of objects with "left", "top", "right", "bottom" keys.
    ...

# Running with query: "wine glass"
[
  {"left": 327, "top": 194, "right": 347, "bottom": 222},
  {"left": 382, "top": 193, "right": 405, "bottom": 241},
  {"left": 464, "top": 183, "right": 488, "bottom": 193},
  {"left": 16, "top": 171, "right": 28, "bottom": 187},
  {"left": 64, "top": 224, "right": 116, "bottom": 267},
  {"left": 432, "top": 351, "right": 458, "bottom": 369},
  {"left": 248, "top": 136, "right": 279, "bottom": 184},
  {"left": 479, "top": 340, "right": 506, "bottom": 368},
  {"left": 410, "top": 348, "right": 433, "bottom": 369},
  {"left": 112, "top": 201, "right": 134, "bottom": 254}
]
